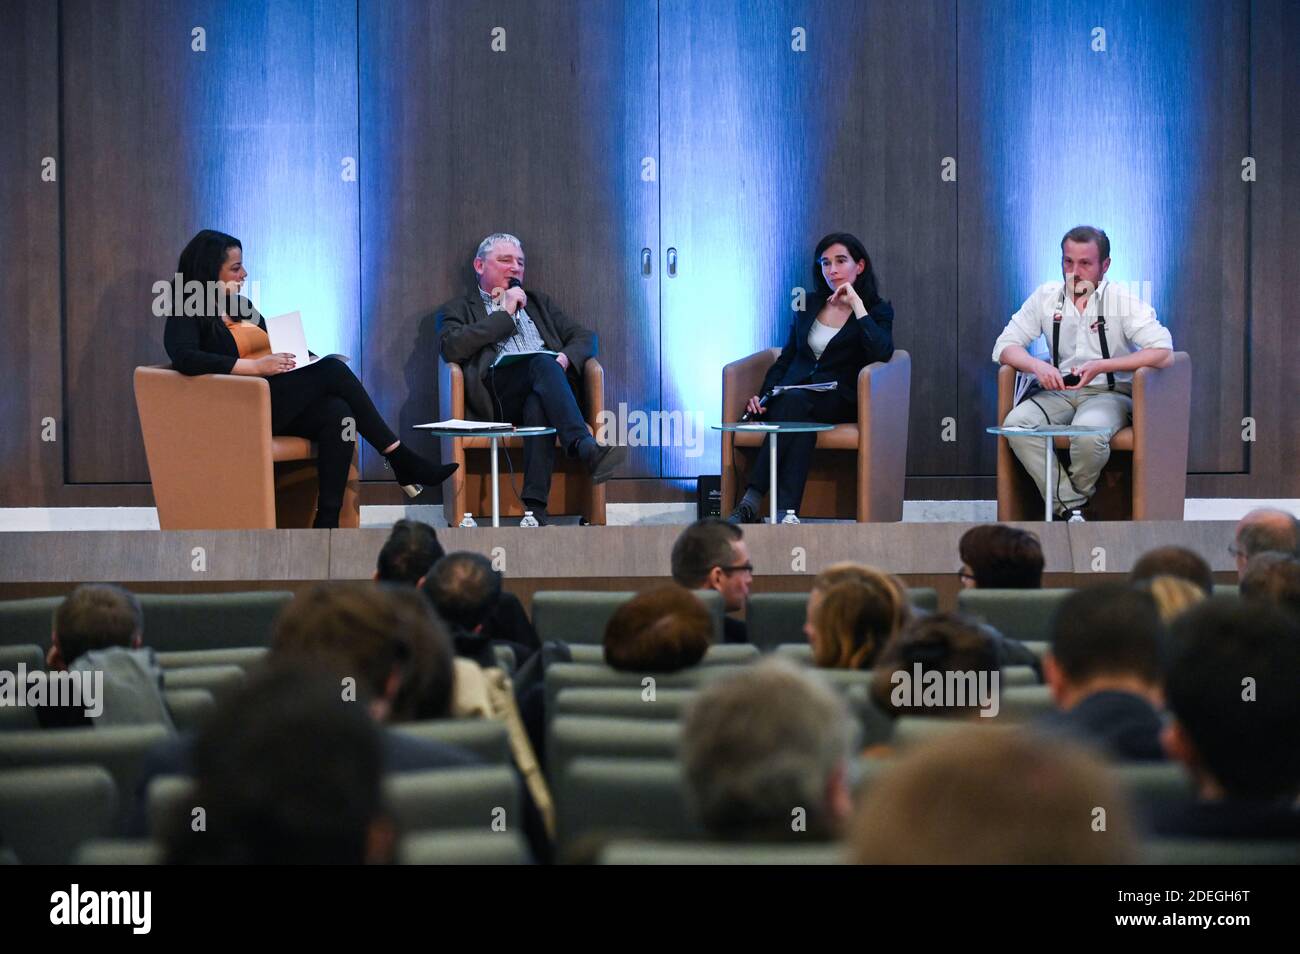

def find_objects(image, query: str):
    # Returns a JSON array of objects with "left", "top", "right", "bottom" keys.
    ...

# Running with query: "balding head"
[{"left": 1234, "top": 509, "right": 1300, "bottom": 579}]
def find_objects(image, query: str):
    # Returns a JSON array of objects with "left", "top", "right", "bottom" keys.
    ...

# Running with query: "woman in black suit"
[
  {"left": 728, "top": 232, "right": 895, "bottom": 523},
  {"left": 163, "top": 229, "right": 457, "bottom": 528}
]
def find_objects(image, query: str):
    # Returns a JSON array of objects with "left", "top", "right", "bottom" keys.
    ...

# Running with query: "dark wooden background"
[{"left": 2, "top": 0, "right": 1295, "bottom": 507}]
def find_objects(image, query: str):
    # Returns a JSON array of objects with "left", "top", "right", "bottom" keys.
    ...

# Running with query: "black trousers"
[
  {"left": 744, "top": 389, "right": 857, "bottom": 514},
  {"left": 268, "top": 358, "right": 399, "bottom": 513},
  {"left": 485, "top": 355, "right": 590, "bottom": 506}
]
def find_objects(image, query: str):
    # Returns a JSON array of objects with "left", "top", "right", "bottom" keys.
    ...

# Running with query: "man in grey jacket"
[
  {"left": 437, "top": 233, "right": 625, "bottom": 522},
  {"left": 40, "top": 584, "right": 173, "bottom": 729}
]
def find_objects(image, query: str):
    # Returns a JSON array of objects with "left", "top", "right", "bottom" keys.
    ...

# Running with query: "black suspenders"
[{"left": 1052, "top": 285, "right": 1115, "bottom": 391}]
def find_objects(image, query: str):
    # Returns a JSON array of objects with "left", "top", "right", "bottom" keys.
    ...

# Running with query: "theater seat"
[
  {"left": 543, "top": 662, "right": 742, "bottom": 718},
  {"left": 0, "top": 766, "right": 118, "bottom": 864},
  {"left": 138, "top": 592, "right": 293, "bottom": 652},
  {"left": 533, "top": 590, "right": 725, "bottom": 645},
  {"left": 399, "top": 829, "right": 531, "bottom": 865},
  {"left": 74, "top": 839, "right": 161, "bottom": 865},
  {"left": 0, "top": 725, "right": 170, "bottom": 829},
  {"left": 556, "top": 757, "right": 700, "bottom": 858},
  {"left": 392, "top": 719, "right": 512, "bottom": 765},
  {"left": 554, "top": 687, "right": 697, "bottom": 721},
  {"left": 994, "top": 685, "right": 1055, "bottom": 722},
  {"left": 746, "top": 589, "right": 938, "bottom": 653},
  {"left": 384, "top": 767, "right": 520, "bottom": 834},
  {"left": 1140, "top": 838, "right": 1300, "bottom": 865},
  {"left": 156, "top": 647, "right": 270, "bottom": 672},
  {"left": 956, "top": 589, "right": 1074, "bottom": 644},
  {"left": 547, "top": 716, "right": 680, "bottom": 781},
  {"left": 163, "top": 665, "right": 246, "bottom": 705},
  {"left": 564, "top": 643, "right": 756, "bottom": 667},
  {"left": 600, "top": 839, "right": 845, "bottom": 865},
  {"left": 0, "top": 597, "right": 62, "bottom": 649},
  {"left": 162, "top": 688, "right": 216, "bottom": 733}
]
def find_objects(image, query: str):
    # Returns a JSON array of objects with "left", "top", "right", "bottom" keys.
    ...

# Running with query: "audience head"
[
  {"left": 422, "top": 551, "right": 501, "bottom": 633},
  {"left": 272, "top": 582, "right": 455, "bottom": 722},
  {"left": 871, "top": 613, "right": 1000, "bottom": 718},
  {"left": 804, "top": 563, "right": 910, "bottom": 671},
  {"left": 1044, "top": 585, "right": 1164, "bottom": 710},
  {"left": 958, "top": 524, "right": 1044, "bottom": 589},
  {"left": 682, "top": 659, "right": 854, "bottom": 841},
  {"left": 1239, "top": 551, "right": 1300, "bottom": 618},
  {"left": 1143, "top": 574, "right": 1207, "bottom": 624},
  {"left": 48, "top": 583, "right": 143, "bottom": 671},
  {"left": 1130, "top": 545, "right": 1214, "bottom": 595},
  {"left": 375, "top": 519, "right": 444, "bottom": 585},
  {"left": 602, "top": 586, "right": 712, "bottom": 673},
  {"left": 670, "top": 519, "right": 752, "bottom": 613},
  {"left": 1233, "top": 508, "right": 1299, "bottom": 579},
  {"left": 850, "top": 728, "right": 1135, "bottom": 864},
  {"left": 164, "top": 664, "right": 392, "bottom": 865},
  {"left": 1163, "top": 597, "right": 1300, "bottom": 802}
]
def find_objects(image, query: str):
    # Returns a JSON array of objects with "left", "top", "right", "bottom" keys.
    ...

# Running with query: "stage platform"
[{"left": 0, "top": 521, "right": 1240, "bottom": 611}]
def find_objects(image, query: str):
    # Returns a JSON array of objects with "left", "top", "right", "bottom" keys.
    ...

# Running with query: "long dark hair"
[
  {"left": 176, "top": 229, "right": 251, "bottom": 319},
  {"left": 178, "top": 229, "right": 241, "bottom": 285},
  {"left": 811, "top": 231, "right": 880, "bottom": 308}
]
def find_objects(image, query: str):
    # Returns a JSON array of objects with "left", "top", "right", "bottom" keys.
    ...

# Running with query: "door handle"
[
  {"left": 666, "top": 247, "right": 677, "bottom": 278},
  {"left": 641, "top": 248, "right": 652, "bottom": 276}
]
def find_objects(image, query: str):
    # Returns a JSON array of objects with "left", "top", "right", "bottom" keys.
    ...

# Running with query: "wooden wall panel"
[
  {"left": 956, "top": 0, "right": 1250, "bottom": 483},
  {"left": 1241, "top": 0, "right": 1300, "bottom": 498},
  {"left": 358, "top": 0, "right": 661, "bottom": 482},
  {"left": 61, "top": 0, "right": 360, "bottom": 483},
  {"left": 0, "top": 1, "right": 61, "bottom": 506},
  {"left": 658, "top": 0, "right": 957, "bottom": 478}
]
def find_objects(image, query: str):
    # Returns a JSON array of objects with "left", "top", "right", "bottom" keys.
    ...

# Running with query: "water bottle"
[
  {"left": 780, "top": 509, "right": 800, "bottom": 525},
  {"left": 457, "top": 513, "right": 478, "bottom": 528},
  {"left": 519, "top": 511, "right": 539, "bottom": 528}
]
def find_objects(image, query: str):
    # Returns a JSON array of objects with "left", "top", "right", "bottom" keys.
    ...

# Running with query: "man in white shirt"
[{"left": 992, "top": 226, "right": 1174, "bottom": 518}]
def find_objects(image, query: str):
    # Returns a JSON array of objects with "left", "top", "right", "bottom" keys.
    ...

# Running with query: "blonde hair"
[
  {"left": 1146, "top": 574, "right": 1206, "bottom": 624},
  {"left": 810, "top": 563, "right": 910, "bottom": 670}
]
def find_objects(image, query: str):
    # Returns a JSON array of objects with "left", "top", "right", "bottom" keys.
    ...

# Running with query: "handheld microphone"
[
  {"left": 505, "top": 277, "right": 523, "bottom": 314},
  {"left": 739, "top": 391, "right": 772, "bottom": 423}
]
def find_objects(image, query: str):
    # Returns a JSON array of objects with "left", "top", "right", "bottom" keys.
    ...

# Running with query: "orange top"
[{"left": 224, "top": 318, "right": 272, "bottom": 360}]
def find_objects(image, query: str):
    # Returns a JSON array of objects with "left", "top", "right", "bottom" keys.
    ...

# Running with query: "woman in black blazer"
[
  {"left": 728, "top": 232, "right": 895, "bottom": 523},
  {"left": 163, "top": 229, "right": 456, "bottom": 528}
]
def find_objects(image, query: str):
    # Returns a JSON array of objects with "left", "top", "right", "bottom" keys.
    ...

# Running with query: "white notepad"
[{"left": 264, "top": 311, "right": 349, "bottom": 370}]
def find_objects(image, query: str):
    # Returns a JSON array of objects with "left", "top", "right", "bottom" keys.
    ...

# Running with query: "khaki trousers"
[{"left": 1001, "top": 384, "right": 1133, "bottom": 513}]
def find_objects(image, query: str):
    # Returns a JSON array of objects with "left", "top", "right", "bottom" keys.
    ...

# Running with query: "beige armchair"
[
  {"left": 436, "top": 358, "right": 607, "bottom": 525},
  {"left": 720, "top": 350, "right": 911, "bottom": 522},
  {"left": 134, "top": 365, "right": 360, "bottom": 529},
  {"left": 995, "top": 352, "right": 1192, "bottom": 520}
]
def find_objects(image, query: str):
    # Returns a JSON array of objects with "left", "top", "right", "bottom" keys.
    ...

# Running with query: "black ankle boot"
[
  {"left": 313, "top": 506, "right": 341, "bottom": 529},
  {"left": 385, "top": 443, "right": 459, "bottom": 498}
]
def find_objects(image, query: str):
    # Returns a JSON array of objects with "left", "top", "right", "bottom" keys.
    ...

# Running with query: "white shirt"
[
  {"left": 991, "top": 280, "right": 1172, "bottom": 385},
  {"left": 807, "top": 317, "right": 839, "bottom": 360}
]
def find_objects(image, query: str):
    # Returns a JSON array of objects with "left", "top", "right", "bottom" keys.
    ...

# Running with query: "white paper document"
[
  {"left": 264, "top": 311, "right": 350, "bottom": 370},
  {"left": 414, "top": 419, "right": 513, "bottom": 431},
  {"left": 772, "top": 381, "right": 838, "bottom": 394}
]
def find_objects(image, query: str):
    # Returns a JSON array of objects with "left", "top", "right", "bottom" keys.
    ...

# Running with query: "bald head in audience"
[
  {"left": 851, "top": 728, "right": 1136, "bottom": 864},
  {"left": 1233, "top": 508, "right": 1299, "bottom": 580}
]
